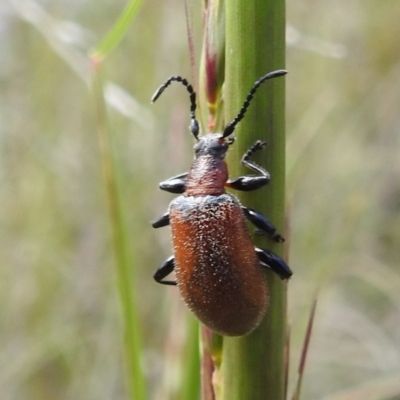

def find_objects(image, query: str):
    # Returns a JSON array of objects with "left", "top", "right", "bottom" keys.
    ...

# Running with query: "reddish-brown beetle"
[{"left": 151, "top": 70, "right": 292, "bottom": 336}]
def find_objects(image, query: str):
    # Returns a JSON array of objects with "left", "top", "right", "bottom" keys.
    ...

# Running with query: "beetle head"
[{"left": 194, "top": 133, "right": 235, "bottom": 159}]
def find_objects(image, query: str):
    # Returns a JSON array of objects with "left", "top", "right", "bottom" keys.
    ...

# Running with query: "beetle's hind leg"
[
  {"left": 154, "top": 256, "right": 177, "bottom": 286},
  {"left": 255, "top": 247, "right": 292, "bottom": 280},
  {"left": 242, "top": 206, "right": 284, "bottom": 243},
  {"left": 225, "top": 141, "right": 270, "bottom": 191}
]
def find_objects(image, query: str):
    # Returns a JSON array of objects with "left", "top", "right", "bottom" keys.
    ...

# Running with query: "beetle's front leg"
[
  {"left": 255, "top": 247, "right": 292, "bottom": 280},
  {"left": 226, "top": 175, "right": 269, "bottom": 191},
  {"left": 154, "top": 256, "right": 177, "bottom": 286},
  {"left": 225, "top": 141, "right": 270, "bottom": 191},
  {"left": 242, "top": 206, "right": 284, "bottom": 243},
  {"left": 159, "top": 172, "right": 188, "bottom": 194}
]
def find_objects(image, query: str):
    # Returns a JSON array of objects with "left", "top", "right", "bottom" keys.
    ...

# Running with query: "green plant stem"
[
  {"left": 91, "top": 64, "right": 147, "bottom": 400},
  {"left": 178, "top": 316, "right": 201, "bottom": 400},
  {"left": 220, "top": 0, "right": 287, "bottom": 399}
]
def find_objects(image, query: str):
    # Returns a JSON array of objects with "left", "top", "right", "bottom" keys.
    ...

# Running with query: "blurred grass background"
[{"left": 1, "top": 0, "right": 400, "bottom": 399}]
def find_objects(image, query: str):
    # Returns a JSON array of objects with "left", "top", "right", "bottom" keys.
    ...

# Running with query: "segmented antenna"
[
  {"left": 151, "top": 76, "right": 200, "bottom": 140},
  {"left": 222, "top": 69, "right": 287, "bottom": 138}
]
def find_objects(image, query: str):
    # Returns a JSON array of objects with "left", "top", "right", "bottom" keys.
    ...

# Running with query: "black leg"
[
  {"left": 226, "top": 141, "right": 270, "bottom": 191},
  {"left": 154, "top": 256, "right": 177, "bottom": 286},
  {"left": 159, "top": 172, "right": 188, "bottom": 194},
  {"left": 242, "top": 206, "right": 284, "bottom": 243},
  {"left": 152, "top": 212, "right": 170, "bottom": 228},
  {"left": 255, "top": 247, "right": 292, "bottom": 280}
]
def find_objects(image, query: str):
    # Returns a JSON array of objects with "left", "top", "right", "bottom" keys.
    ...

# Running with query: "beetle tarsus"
[{"left": 241, "top": 140, "right": 270, "bottom": 176}]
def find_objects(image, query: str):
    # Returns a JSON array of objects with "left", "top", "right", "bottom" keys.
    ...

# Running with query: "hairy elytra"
[{"left": 151, "top": 70, "right": 292, "bottom": 336}]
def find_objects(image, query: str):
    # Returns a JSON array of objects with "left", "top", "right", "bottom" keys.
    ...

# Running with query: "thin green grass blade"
[
  {"left": 90, "top": 0, "right": 144, "bottom": 61},
  {"left": 91, "top": 63, "right": 147, "bottom": 400}
]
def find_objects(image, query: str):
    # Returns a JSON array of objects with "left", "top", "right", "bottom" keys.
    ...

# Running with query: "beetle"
[{"left": 151, "top": 70, "right": 292, "bottom": 336}]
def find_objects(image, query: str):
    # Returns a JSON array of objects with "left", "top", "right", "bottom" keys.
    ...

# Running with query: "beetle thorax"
[
  {"left": 185, "top": 156, "right": 228, "bottom": 196},
  {"left": 183, "top": 133, "right": 230, "bottom": 196}
]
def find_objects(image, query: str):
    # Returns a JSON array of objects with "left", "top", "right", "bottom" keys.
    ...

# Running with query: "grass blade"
[
  {"left": 91, "top": 0, "right": 144, "bottom": 61},
  {"left": 91, "top": 62, "right": 147, "bottom": 400},
  {"left": 292, "top": 297, "right": 318, "bottom": 400}
]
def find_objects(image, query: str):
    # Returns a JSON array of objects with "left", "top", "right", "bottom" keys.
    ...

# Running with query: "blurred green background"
[{"left": 1, "top": 0, "right": 400, "bottom": 399}]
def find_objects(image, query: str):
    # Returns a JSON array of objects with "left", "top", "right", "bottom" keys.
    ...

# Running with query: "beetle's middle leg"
[
  {"left": 152, "top": 215, "right": 176, "bottom": 284},
  {"left": 154, "top": 256, "right": 177, "bottom": 285},
  {"left": 242, "top": 206, "right": 284, "bottom": 243}
]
